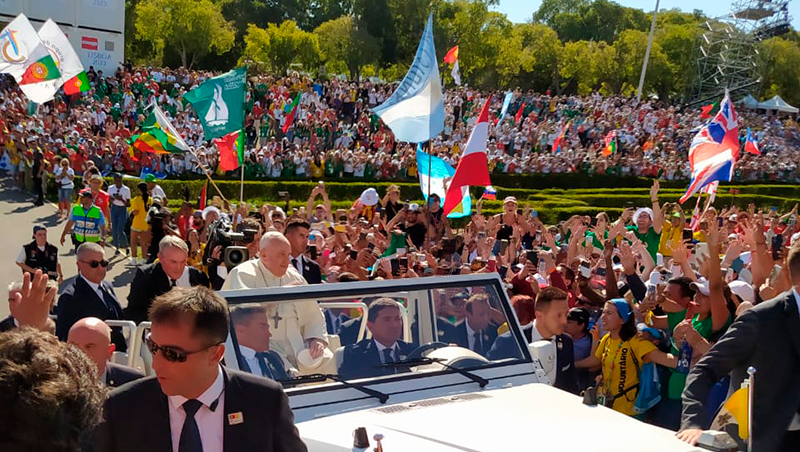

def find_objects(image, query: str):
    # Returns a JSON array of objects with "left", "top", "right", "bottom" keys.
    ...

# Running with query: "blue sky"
[{"left": 496, "top": 0, "right": 800, "bottom": 28}]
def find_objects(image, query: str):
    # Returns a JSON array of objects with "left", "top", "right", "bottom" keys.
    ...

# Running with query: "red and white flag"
[{"left": 443, "top": 96, "right": 492, "bottom": 216}]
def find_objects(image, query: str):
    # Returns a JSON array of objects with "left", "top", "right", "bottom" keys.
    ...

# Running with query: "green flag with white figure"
[{"left": 184, "top": 66, "right": 247, "bottom": 140}]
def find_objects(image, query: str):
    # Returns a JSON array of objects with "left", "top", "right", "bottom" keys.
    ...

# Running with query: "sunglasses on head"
[
  {"left": 145, "top": 333, "right": 219, "bottom": 363},
  {"left": 81, "top": 259, "right": 109, "bottom": 268}
]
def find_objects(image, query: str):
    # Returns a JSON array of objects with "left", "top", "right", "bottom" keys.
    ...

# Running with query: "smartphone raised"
[
  {"left": 772, "top": 233, "right": 784, "bottom": 261},
  {"left": 390, "top": 259, "right": 400, "bottom": 276},
  {"left": 498, "top": 265, "right": 508, "bottom": 279},
  {"left": 579, "top": 262, "right": 591, "bottom": 279},
  {"left": 682, "top": 228, "right": 693, "bottom": 241},
  {"left": 526, "top": 250, "right": 539, "bottom": 266},
  {"left": 398, "top": 256, "right": 408, "bottom": 273},
  {"left": 350, "top": 249, "right": 359, "bottom": 260},
  {"left": 307, "top": 244, "right": 318, "bottom": 260}
]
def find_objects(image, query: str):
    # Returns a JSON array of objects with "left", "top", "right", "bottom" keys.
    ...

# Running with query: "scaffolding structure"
[{"left": 688, "top": 0, "right": 791, "bottom": 106}]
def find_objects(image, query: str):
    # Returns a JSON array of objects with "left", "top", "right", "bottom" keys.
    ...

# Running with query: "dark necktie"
[
  {"left": 292, "top": 258, "right": 299, "bottom": 273},
  {"left": 473, "top": 332, "right": 482, "bottom": 354},
  {"left": 179, "top": 399, "right": 203, "bottom": 452},
  {"left": 99, "top": 286, "right": 117, "bottom": 313},
  {"left": 171, "top": 278, "right": 177, "bottom": 287},
  {"left": 255, "top": 352, "right": 275, "bottom": 379},
  {"left": 383, "top": 348, "right": 394, "bottom": 364}
]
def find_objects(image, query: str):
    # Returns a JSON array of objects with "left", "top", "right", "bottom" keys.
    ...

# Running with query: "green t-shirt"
[
  {"left": 626, "top": 225, "right": 661, "bottom": 262},
  {"left": 667, "top": 312, "right": 731, "bottom": 399}
]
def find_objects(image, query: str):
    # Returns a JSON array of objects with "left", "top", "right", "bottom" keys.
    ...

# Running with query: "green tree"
[
  {"left": 241, "top": 21, "right": 322, "bottom": 74},
  {"left": 550, "top": 0, "right": 648, "bottom": 43},
  {"left": 533, "top": 0, "right": 589, "bottom": 25},
  {"left": 315, "top": 16, "right": 380, "bottom": 79},
  {"left": 610, "top": 29, "right": 670, "bottom": 97},
  {"left": 759, "top": 37, "right": 800, "bottom": 106},
  {"left": 354, "top": 0, "right": 397, "bottom": 68},
  {"left": 497, "top": 23, "right": 562, "bottom": 92},
  {"left": 135, "top": 0, "right": 235, "bottom": 69}
]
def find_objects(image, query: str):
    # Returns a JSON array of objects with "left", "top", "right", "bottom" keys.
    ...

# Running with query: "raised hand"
[{"left": 9, "top": 270, "right": 53, "bottom": 331}]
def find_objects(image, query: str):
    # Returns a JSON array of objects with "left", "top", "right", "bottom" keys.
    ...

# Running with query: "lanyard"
[{"left": 601, "top": 337, "right": 624, "bottom": 395}]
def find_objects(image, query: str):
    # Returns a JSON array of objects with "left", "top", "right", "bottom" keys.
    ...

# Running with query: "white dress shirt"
[
  {"left": 289, "top": 254, "right": 304, "bottom": 275},
  {"left": 465, "top": 320, "right": 482, "bottom": 352},
  {"left": 166, "top": 266, "right": 192, "bottom": 288},
  {"left": 374, "top": 339, "right": 399, "bottom": 364},
  {"left": 168, "top": 366, "right": 225, "bottom": 452},
  {"left": 238, "top": 344, "right": 270, "bottom": 378},
  {"left": 80, "top": 274, "right": 106, "bottom": 300}
]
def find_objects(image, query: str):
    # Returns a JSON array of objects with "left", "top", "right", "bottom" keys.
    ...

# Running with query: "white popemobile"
[{"left": 123, "top": 274, "right": 733, "bottom": 451}]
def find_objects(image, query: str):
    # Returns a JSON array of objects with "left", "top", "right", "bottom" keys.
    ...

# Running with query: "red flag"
[
  {"left": 700, "top": 103, "right": 716, "bottom": 119},
  {"left": 282, "top": 93, "right": 302, "bottom": 134},
  {"left": 214, "top": 130, "right": 244, "bottom": 171},
  {"left": 552, "top": 121, "right": 570, "bottom": 153},
  {"left": 443, "top": 45, "right": 459, "bottom": 64},
  {"left": 745, "top": 128, "right": 761, "bottom": 155},
  {"left": 443, "top": 97, "right": 492, "bottom": 216},
  {"left": 514, "top": 102, "right": 526, "bottom": 125},
  {"left": 198, "top": 180, "right": 208, "bottom": 210}
]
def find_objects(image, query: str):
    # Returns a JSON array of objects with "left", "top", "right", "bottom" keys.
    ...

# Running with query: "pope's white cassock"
[{"left": 222, "top": 259, "right": 328, "bottom": 372}]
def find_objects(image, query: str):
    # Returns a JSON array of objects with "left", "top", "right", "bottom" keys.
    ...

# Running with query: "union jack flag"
[{"left": 680, "top": 91, "right": 739, "bottom": 204}]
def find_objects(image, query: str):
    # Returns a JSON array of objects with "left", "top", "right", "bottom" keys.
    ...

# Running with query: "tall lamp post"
[{"left": 637, "top": 0, "right": 661, "bottom": 101}]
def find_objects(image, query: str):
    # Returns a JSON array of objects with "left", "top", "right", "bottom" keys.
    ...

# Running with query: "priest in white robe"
[{"left": 223, "top": 232, "right": 330, "bottom": 373}]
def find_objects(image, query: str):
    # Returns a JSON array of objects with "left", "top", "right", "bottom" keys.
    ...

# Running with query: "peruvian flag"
[
  {"left": 443, "top": 96, "right": 492, "bottom": 216},
  {"left": 745, "top": 128, "right": 761, "bottom": 155}
]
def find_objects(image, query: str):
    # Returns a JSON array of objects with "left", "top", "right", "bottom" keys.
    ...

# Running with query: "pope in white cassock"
[{"left": 222, "top": 232, "right": 330, "bottom": 373}]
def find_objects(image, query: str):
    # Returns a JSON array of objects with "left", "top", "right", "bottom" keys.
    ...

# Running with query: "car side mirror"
[{"left": 528, "top": 340, "right": 556, "bottom": 385}]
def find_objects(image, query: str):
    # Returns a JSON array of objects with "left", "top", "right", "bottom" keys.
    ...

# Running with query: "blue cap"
[{"left": 611, "top": 298, "right": 632, "bottom": 323}]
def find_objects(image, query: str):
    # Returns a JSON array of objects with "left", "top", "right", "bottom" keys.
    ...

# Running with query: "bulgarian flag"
[
  {"left": 215, "top": 129, "right": 244, "bottom": 171},
  {"left": 282, "top": 93, "right": 302, "bottom": 134},
  {"left": 443, "top": 96, "right": 492, "bottom": 216},
  {"left": 132, "top": 104, "right": 190, "bottom": 155},
  {"left": 64, "top": 72, "right": 90, "bottom": 95},
  {"left": 602, "top": 130, "right": 617, "bottom": 156}
]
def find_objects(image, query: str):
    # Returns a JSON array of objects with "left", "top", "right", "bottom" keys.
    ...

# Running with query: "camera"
[{"left": 203, "top": 218, "right": 258, "bottom": 269}]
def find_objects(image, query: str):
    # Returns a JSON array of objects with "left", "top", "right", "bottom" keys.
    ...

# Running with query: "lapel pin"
[{"left": 228, "top": 412, "right": 244, "bottom": 425}]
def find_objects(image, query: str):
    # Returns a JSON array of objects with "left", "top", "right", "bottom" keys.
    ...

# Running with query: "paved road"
[{"left": 0, "top": 176, "right": 135, "bottom": 319}]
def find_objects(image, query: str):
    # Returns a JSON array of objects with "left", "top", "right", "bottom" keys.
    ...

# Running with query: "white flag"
[
  {"left": 0, "top": 14, "right": 58, "bottom": 85},
  {"left": 451, "top": 59, "right": 461, "bottom": 86},
  {"left": 19, "top": 19, "right": 84, "bottom": 104}
]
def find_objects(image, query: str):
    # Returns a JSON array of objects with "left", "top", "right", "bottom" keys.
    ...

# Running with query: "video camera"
[{"left": 203, "top": 218, "right": 258, "bottom": 269}]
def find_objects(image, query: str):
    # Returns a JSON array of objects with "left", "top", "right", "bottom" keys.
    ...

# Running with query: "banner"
[{"left": 184, "top": 66, "right": 247, "bottom": 140}]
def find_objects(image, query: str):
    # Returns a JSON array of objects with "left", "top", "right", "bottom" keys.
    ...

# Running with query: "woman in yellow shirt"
[
  {"left": 129, "top": 183, "right": 152, "bottom": 265},
  {"left": 577, "top": 299, "right": 678, "bottom": 416}
]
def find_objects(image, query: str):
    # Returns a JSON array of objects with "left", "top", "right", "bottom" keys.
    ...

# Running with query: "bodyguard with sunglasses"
[
  {"left": 55, "top": 242, "right": 126, "bottom": 351},
  {"left": 95, "top": 286, "right": 307, "bottom": 452}
]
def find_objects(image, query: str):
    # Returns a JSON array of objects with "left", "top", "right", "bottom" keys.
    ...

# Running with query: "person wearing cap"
[
  {"left": 354, "top": 187, "right": 379, "bottom": 222},
  {"left": 679, "top": 239, "right": 800, "bottom": 452},
  {"left": 305, "top": 182, "right": 332, "bottom": 224},
  {"left": 577, "top": 299, "right": 678, "bottom": 416},
  {"left": 386, "top": 202, "right": 428, "bottom": 249},
  {"left": 60, "top": 191, "right": 106, "bottom": 249},
  {"left": 16, "top": 225, "right": 62, "bottom": 284},
  {"left": 144, "top": 173, "right": 168, "bottom": 206},
  {"left": 107, "top": 173, "right": 131, "bottom": 255},
  {"left": 659, "top": 204, "right": 686, "bottom": 259},
  {"left": 625, "top": 180, "right": 663, "bottom": 262},
  {"left": 488, "top": 196, "right": 531, "bottom": 245},
  {"left": 80, "top": 173, "right": 111, "bottom": 232}
]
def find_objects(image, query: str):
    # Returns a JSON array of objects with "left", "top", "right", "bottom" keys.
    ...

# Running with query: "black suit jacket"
[
  {"left": 296, "top": 256, "right": 322, "bottom": 284},
  {"left": 486, "top": 323, "right": 579, "bottom": 394},
  {"left": 682, "top": 291, "right": 800, "bottom": 452},
  {"left": 324, "top": 310, "right": 350, "bottom": 336},
  {"left": 95, "top": 367, "right": 307, "bottom": 452},
  {"left": 443, "top": 321, "right": 498, "bottom": 357},
  {"left": 337, "top": 317, "right": 361, "bottom": 346},
  {"left": 57, "top": 277, "right": 126, "bottom": 351},
  {"left": 338, "top": 339, "right": 415, "bottom": 380},
  {"left": 0, "top": 315, "right": 15, "bottom": 332},
  {"left": 239, "top": 350, "right": 290, "bottom": 381},
  {"left": 105, "top": 362, "right": 145, "bottom": 388},
  {"left": 125, "top": 262, "right": 210, "bottom": 324}
]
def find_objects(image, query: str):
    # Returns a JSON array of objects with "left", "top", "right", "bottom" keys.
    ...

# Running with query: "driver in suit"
[
  {"left": 338, "top": 298, "right": 414, "bottom": 380},
  {"left": 443, "top": 294, "right": 498, "bottom": 357}
]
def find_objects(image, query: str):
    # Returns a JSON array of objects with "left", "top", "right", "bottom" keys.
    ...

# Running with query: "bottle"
[{"left": 676, "top": 337, "right": 693, "bottom": 374}]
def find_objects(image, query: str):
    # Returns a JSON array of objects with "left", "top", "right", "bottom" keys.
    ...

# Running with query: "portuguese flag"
[
  {"left": 64, "top": 72, "right": 90, "bottom": 95},
  {"left": 281, "top": 93, "right": 302, "bottom": 134},
  {"left": 19, "top": 54, "right": 60, "bottom": 85},
  {"left": 214, "top": 129, "right": 244, "bottom": 171}
]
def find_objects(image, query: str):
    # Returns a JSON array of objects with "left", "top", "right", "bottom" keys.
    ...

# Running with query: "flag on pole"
[
  {"left": 700, "top": 102, "right": 717, "bottom": 119},
  {"left": 704, "top": 180, "right": 719, "bottom": 205},
  {"left": 482, "top": 186, "right": 497, "bottom": 200},
  {"left": 18, "top": 20, "right": 83, "bottom": 104},
  {"left": 711, "top": 385, "right": 749, "bottom": 441},
  {"left": 443, "top": 45, "right": 458, "bottom": 64},
  {"left": 416, "top": 145, "right": 471, "bottom": 218},
  {"left": 602, "top": 130, "right": 617, "bottom": 156},
  {"left": 0, "top": 14, "right": 61, "bottom": 88},
  {"left": 132, "top": 104, "right": 190, "bottom": 155},
  {"left": 443, "top": 96, "right": 492, "bottom": 216},
  {"left": 198, "top": 180, "right": 208, "bottom": 210},
  {"left": 499, "top": 92, "right": 513, "bottom": 123},
  {"left": 184, "top": 66, "right": 247, "bottom": 140},
  {"left": 680, "top": 91, "right": 738, "bottom": 204},
  {"left": 282, "top": 93, "right": 302, "bottom": 134},
  {"left": 514, "top": 102, "right": 526, "bottom": 125},
  {"left": 745, "top": 128, "right": 761, "bottom": 155},
  {"left": 64, "top": 71, "right": 90, "bottom": 95},
  {"left": 372, "top": 14, "right": 444, "bottom": 143},
  {"left": 451, "top": 60, "right": 461, "bottom": 86},
  {"left": 552, "top": 121, "right": 570, "bottom": 153},
  {"left": 214, "top": 129, "right": 245, "bottom": 171}
]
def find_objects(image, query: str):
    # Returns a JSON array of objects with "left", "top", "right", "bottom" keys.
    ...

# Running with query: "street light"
[{"left": 637, "top": 0, "right": 661, "bottom": 101}]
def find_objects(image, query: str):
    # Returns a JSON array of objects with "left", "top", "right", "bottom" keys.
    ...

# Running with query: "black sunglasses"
[
  {"left": 81, "top": 259, "right": 109, "bottom": 268},
  {"left": 145, "top": 333, "right": 220, "bottom": 363}
]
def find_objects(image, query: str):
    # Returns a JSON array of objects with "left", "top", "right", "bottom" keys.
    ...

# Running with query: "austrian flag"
[{"left": 443, "top": 96, "right": 492, "bottom": 216}]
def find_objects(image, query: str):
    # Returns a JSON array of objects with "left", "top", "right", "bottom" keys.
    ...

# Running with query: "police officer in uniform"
[
  {"left": 60, "top": 191, "right": 106, "bottom": 250},
  {"left": 16, "top": 225, "right": 62, "bottom": 284}
]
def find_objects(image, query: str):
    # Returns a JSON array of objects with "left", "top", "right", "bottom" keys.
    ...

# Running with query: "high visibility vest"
[{"left": 71, "top": 204, "right": 103, "bottom": 242}]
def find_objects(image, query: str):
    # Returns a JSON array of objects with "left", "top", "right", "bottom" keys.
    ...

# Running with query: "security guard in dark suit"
[{"left": 231, "top": 305, "right": 291, "bottom": 381}]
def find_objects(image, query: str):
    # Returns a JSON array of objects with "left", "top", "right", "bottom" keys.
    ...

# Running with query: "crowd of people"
[
  {"left": 2, "top": 64, "right": 800, "bottom": 452},
  {"left": 2, "top": 65, "right": 800, "bottom": 187}
]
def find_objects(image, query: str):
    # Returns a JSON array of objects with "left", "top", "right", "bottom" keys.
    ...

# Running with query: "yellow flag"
[{"left": 711, "top": 386, "right": 749, "bottom": 439}]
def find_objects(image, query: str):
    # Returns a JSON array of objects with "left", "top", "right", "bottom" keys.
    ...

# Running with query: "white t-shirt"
[
  {"left": 54, "top": 166, "right": 74, "bottom": 189},
  {"left": 151, "top": 184, "right": 167, "bottom": 201},
  {"left": 107, "top": 184, "right": 132, "bottom": 207}
]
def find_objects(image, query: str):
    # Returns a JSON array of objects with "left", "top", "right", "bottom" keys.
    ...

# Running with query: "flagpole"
[
  {"left": 239, "top": 161, "right": 245, "bottom": 203},
  {"left": 189, "top": 146, "right": 229, "bottom": 204}
]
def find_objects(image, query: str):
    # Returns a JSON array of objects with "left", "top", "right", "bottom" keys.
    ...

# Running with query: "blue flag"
[
  {"left": 416, "top": 145, "right": 471, "bottom": 218},
  {"left": 373, "top": 14, "right": 444, "bottom": 143},
  {"left": 499, "top": 92, "right": 513, "bottom": 122}
]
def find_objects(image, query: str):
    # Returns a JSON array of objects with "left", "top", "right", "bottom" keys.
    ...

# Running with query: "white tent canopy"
[
  {"left": 739, "top": 94, "right": 760, "bottom": 109},
  {"left": 757, "top": 95, "right": 799, "bottom": 113}
]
